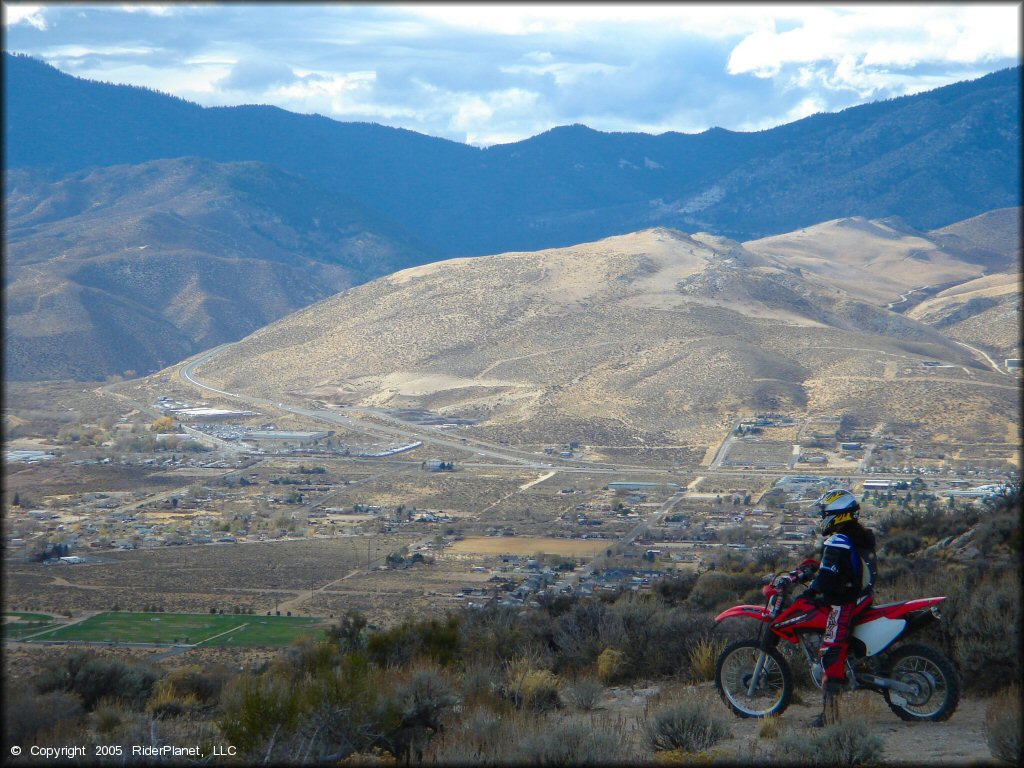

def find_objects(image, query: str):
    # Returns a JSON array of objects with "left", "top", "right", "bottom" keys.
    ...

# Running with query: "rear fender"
[{"left": 715, "top": 604, "right": 770, "bottom": 623}]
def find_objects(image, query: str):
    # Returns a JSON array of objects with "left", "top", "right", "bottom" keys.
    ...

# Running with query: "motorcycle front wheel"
[
  {"left": 882, "top": 643, "right": 960, "bottom": 722},
  {"left": 715, "top": 639, "right": 793, "bottom": 718}
]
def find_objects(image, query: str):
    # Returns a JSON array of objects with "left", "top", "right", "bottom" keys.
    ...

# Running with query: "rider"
[{"left": 766, "top": 488, "right": 877, "bottom": 727}]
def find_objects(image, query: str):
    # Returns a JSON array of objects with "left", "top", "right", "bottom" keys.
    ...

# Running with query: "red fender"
[
  {"left": 714, "top": 604, "right": 771, "bottom": 623},
  {"left": 860, "top": 596, "right": 946, "bottom": 622}
]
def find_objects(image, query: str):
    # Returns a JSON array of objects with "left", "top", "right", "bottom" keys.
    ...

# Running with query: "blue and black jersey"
[{"left": 808, "top": 523, "right": 876, "bottom": 604}]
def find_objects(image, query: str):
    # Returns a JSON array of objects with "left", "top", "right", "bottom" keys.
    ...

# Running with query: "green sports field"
[
  {"left": 3, "top": 612, "right": 62, "bottom": 640},
  {"left": 29, "top": 612, "right": 325, "bottom": 647}
]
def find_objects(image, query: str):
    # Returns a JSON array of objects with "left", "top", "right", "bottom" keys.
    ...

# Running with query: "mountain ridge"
[
  {"left": 3, "top": 157, "right": 431, "bottom": 380},
  {"left": 5, "top": 53, "right": 1020, "bottom": 255}
]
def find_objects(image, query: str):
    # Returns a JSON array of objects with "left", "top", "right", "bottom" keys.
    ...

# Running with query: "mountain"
[
  {"left": 3, "top": 157, "right": 430, "bottom": 381},
  {"left": 188, "top": 226, "right": 1018, "bottom": 459},
  {"left": 5, "top": 53, "right": 1020, "bottom": 256}
]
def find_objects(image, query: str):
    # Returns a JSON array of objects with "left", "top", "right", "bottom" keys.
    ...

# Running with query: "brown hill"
[
  {"left": 3, "top": 158, "right": 429, "bottom": 380},
  {"left": 193, "top": 227, "right": 1016, "bottom": 454},
  {"left": 740, "top": 215, "right": 1017, "bottom": 307},
  {"left": 907, "top": 271, "right": 1022, "bottom": 361}
]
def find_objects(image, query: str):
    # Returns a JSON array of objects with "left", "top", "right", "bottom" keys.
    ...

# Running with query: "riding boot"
[{"left": 810, "top": 681, "right": 842, "bottom": 728}]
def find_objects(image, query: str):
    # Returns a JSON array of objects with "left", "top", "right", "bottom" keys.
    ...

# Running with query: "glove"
[
  {"left": 800, "top": 589, "right": 828, "bottom": 607},
  {"left": 794, "top": 558, "right": 819, "bottom": 580},
  {"left": 761, "top": 584, "right": 779, "bottom": 598}
]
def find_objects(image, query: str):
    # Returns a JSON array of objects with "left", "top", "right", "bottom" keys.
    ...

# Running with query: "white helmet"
[{"left": 815, "top": 488, "right": 859, "bottom": 535}]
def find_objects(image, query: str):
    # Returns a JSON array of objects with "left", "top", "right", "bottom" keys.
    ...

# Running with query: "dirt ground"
[{"left": 603, "top": 679, "right": 999, "bottom": 764}]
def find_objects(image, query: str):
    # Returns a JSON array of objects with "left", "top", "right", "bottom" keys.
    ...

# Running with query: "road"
[
  {"left": 177, "top": 343, "right": 670, "bottom": 474},
  {"left": 951, "top": 339, "right": 1009, "bottom": 377}
]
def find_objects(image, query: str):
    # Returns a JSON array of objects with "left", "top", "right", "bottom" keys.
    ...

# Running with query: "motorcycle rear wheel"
[
  {"left": 882, "top": 643, "right": 960, "bottom": 722},
  {"left": 715, "top": 639, "right": 793, "bottom": 718}
]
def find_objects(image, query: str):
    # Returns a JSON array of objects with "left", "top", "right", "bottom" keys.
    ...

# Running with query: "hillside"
[
  {"left": 191, "top": 227, "right": 1017, "bottom": 454},
  {"left": 741, "top": 214, "right": 1019, "bottom": 306},
  {"left": 4, "top": 53, "right": 1020, "bottom": 255},
  {"left": 3, "top": 158, "right": 430, "bottom": 380},
  {"left": 907, "top": 271, "right": 1022, "bottom": 361}
]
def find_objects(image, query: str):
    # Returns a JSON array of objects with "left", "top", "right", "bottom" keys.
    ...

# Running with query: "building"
[
  {"left": 862, "top": 480, "right": 892, "bottom": 490},
  {"left": 242, "top": 430, "right": 330, "bottom": 448}
]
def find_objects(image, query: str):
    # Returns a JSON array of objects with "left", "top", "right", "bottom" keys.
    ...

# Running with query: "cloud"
[
  {"left": 218, "top": 59, "right": 299, "bottom": 91},
  {"left": 726, "top": 5, "right": 1020, "bottom": 99},
  {"left": 2, "top": 3, "right": 48, "bottom": 29},
  {"left": 3, "top": 3, "right": 1019, "bottom": 145}
]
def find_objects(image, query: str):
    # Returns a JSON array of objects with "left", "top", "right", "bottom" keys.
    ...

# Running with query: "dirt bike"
[{"left": 713, "top": 573, "right": 960, "bottom": 722}]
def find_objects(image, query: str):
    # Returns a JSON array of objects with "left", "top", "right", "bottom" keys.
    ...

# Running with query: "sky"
[{"left": 3, "top": 2, "right": 1021, "bottom": 147}]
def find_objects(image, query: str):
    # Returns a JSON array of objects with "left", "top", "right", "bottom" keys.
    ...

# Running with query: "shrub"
[
  {"left": 688, "top": 637, "right": 724, "bottom": 682},
  {"left": 645, "top": 699, "right": 731, "bottom": 753},
  {"left": 2, "top": 684, "right": 84, "bottom": 748},
  {"left": 459, "top": 605, "right": 533, "bottom": 667},
  {"left": 654, "top": 572, "right": 699, "bottom": 604},
  {"left": 427, "top": 707, "right": 507, "bottom": 764},
  {"left": 985, "top": 685, "right": 1022, "bottom": 764},
  {"left": 35, "top": 651, "right": 159, "bottom": 710},
  {"left": 218, "top": 672, "right": 304, "bottom": 755},
  {"left": 154, "top": 664, "right": 225, "bottom": 705},
  {"left": 563, "top": 678, "right": 604, "bottom": 711},
  {"left": 596, "top": 647, "right": 625, "bottom": 683},
  {"left": 775, "top": 718, "right": 883, "bottom": 765},
  {"left": 91, "top": 698, "right": 124, "bottom": 736},
  {"left": 366, "top": 614, "right": 461, "bottom": 667},
  {"left": 391, "top": 667, "right": 459, "bottom": 762},
  {"left": 943, "top": 567, "right": 1020, "bottom": 693},
  {"left": 512, "top": 719, "right": 630, "bottom": 764},
  {"left": 520, "top": 669, "right": 561, "bottom": 712},
  {"left": 146, "top": 687, "right": 194, "bottom": 719}
]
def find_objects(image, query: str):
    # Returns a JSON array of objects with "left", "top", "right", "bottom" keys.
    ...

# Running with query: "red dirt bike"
[{"left": 713, "top": 575, "right": 960, "bottom": 722}]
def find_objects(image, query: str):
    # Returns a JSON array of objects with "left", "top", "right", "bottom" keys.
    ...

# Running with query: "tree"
[{"left": 151, "top": 416, "right": 175, "bottom": 433}]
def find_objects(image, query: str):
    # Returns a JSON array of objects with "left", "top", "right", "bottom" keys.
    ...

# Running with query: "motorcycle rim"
[
  {"left": 715, "top": 639, "right": 793, "bottom": 718},
  {"left": 882, "top": 643, "right": 960, "bottom": 722}
]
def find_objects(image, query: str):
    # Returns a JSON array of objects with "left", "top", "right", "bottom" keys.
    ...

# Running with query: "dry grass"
[
  {"left": 985, "top": 684, "right": 1022, "bottom": 764},
  {"left": 687, "top": 637, "right": 725, "bottom": 683}
]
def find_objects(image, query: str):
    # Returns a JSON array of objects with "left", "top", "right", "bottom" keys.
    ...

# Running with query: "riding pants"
[{"left": 820, "top": 594, "right": 873, "bottom": 683}]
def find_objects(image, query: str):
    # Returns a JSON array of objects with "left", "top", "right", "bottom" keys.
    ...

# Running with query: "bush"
[
  {"left": 2, "top": 683, "right": 84, "bottom": 748},
  {"left": 775, "top": 718, "right": 883, "bottom": 765},
  {"left": 427, "top": 707, "right": 507, "bottom": 764},
  {"left": 687, "top": 637, "right": 724, "bottom": 682},
  {"left": 218, "top": 672, "right": 304, "bottom": 755},
  {"left": 986, "top": 685, "right": 1022, "bottom": 764},
  {"left": 513, "top": 719, "right": 629, "bottom": 764},
  {"left": 366, "top": 614, "right": 461, "bottom": 667},
  {"left": 645, "top": 699, "right": 731, "bottom": 753},
  {"left": 596, "top": 647, "right": 624, "bottom": 683},
  {"left": 943, "top": 567, "right": 1020, "bottom": 693},
  {"left": 391, "top": 667, "right": 458, "bottom": 762},
  {"left": 520, "top": 669, "right": 561, "bottom": 712},
  {"left": 154, "top": 664, "right": 225, "bottom": 705},
  {"left": 563, "top": 678, "right": 604, "bottom": 711},
  {"left": 35, "top": 651, "right": 159, "bottom": 710}
]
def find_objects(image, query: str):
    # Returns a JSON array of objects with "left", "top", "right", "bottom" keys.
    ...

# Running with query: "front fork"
[{"left": 747, "top": 616, "right": 781, "bottom": 695}]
